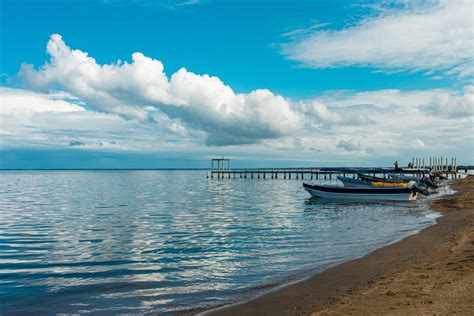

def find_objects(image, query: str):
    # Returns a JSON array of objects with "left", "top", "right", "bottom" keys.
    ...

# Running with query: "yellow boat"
[{"left": 371, "top": 181, "right": 407, "bottom": 188}]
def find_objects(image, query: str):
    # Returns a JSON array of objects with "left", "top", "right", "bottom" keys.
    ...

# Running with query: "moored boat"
[
  {"left": 303, "top": 182, "right": 419, "bottom": 201},
  {"left": 338, "top": 176, "right": 407, "bottom": 188},
  {"left": 358, "top": 173, "right": 431, "bottom": 188},
  {"left": 388, "top": 173, "right": 439, "bottom": 188},
  {"left": 358, "top": 174, "right": 400, "bottom": 183}
]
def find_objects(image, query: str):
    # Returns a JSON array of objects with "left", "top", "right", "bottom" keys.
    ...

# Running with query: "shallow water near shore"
[{"left": 0, "top": 170, "right": 444, "bottom": 314}]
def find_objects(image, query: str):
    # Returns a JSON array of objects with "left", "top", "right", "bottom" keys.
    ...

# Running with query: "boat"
[
  {"left": 337, "top": 176, "right": 407, "bottom": 188},
  {"left": 358, "top": 173, "right": 430, "bottom": 188},
  {"left": 388, "top": 174, "right": 439, "bottom": 188},
  {"left": 371, "top": 181, "right": 407, "bottom": 188},
  {"left": 358, "top": 174, "right": 400, "bottom": 183},
  {"left": 303, "top": 182, "right": 420, "bottom": 201}
]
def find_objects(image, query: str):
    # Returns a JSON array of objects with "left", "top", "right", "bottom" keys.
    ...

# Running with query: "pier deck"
[
  {"left": 207, "top": 167, "right": 465, "bottom": 180},
  {"left": 207, "top": 157, "right": 470, "bottom": 180}
]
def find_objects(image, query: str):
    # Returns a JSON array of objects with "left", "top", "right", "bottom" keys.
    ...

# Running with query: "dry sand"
[{"left": 210, "top": 176, "right": 474, "bottom": 316}]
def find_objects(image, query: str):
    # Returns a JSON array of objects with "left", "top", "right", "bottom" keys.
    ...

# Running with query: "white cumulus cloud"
[{"left": 19, "top": 34, "right": 303, "bottom": 146}]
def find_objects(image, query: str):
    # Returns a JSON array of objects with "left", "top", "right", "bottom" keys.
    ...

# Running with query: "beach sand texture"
[{"left": 212, "top": 176, "right": 474, "bottom": 316}]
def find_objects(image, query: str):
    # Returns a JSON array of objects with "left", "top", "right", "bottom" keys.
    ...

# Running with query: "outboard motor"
[
  {"left": 408, "top": 180, "right": 431, "bottom": 196},
  {"left": 421, "top": 176, "right": 438, "bottom": 188}
]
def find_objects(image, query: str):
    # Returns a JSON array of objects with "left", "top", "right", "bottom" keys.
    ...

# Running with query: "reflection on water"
[{"left": 0, "top": 171, "right": 441, "bottom": 314}]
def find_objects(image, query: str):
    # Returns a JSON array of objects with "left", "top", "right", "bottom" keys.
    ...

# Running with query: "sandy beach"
[{"left": 211, "top": 176, "right": 474, "bottom": 316}]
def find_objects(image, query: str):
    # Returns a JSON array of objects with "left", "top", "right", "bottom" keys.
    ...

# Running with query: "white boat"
[{"left": 303, "top": 182, "right": 418, "bottom": 201}]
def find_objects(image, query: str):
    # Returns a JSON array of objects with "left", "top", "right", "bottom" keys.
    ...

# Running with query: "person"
[{"left": 394, "top": 160, "right": 399, "bottom": 169}]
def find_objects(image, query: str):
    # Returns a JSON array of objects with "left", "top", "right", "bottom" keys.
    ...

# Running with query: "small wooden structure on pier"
[{"left": 210, "top": 158, "right": 231, "bottom": 178}]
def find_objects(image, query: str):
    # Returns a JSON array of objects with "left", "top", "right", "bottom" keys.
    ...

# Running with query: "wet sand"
[{"left": 210, "top": 176, "right": 474, "bottom": 316}]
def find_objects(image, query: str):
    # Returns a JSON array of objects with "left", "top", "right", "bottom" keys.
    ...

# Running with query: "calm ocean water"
[{"left": 0, "top": 170, "right": 442, "bottom": 314}]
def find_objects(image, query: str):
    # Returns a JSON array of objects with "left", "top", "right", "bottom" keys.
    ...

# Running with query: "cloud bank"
[
  {"left": 282, "top": 0, "right": 473, "bottom": 78},
  {"left": 3, "top": 33, "right": 472, "bottom": 165}
]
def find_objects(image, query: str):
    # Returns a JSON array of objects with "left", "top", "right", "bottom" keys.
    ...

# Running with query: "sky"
[{"left": 0, "top": 0, "right": 473, "bottom": 169}]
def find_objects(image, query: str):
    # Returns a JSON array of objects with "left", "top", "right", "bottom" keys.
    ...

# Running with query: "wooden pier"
[{"left": 207, "top": 157, "right": 470, "bottom": 180}]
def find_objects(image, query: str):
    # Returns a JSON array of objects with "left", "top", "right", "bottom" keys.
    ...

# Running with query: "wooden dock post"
[{"left": 211, "top": 159, "right": 214, "bottom": 178}]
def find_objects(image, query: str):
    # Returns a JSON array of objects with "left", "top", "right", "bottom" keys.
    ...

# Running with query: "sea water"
[{"left": 0, "top": 170, "right": 442, "bottom": 314}]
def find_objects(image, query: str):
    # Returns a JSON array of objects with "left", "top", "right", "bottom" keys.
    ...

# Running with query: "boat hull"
[{"left": 303, "top": 183, "right": 417, "bottom": 201}]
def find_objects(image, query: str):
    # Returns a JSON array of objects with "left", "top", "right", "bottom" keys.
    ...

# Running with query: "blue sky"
[
  {"left": 0, "top": 0, "right": 473, "bottom": 168},
  {"left": 1, "top": 0, "right": 457, "bottom": 95}
]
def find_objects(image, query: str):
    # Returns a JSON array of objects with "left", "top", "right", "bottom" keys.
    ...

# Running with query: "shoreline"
[{"left": 207, "top": 176, "right": 474, "bottom": 315}]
